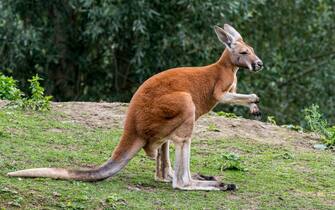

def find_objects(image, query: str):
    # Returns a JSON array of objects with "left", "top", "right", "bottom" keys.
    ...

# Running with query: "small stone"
[{"left": 313, "top": 144, "right": 327, "bottom": 150}]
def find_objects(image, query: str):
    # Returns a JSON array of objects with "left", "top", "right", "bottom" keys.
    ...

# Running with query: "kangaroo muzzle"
[{"left": 251, "top": 59, "right": 263, "bottom": 72}]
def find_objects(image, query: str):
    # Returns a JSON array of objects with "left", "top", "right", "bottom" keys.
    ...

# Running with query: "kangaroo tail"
[{"left": 7, "top": 134, "right": 145, "bottom": 181}]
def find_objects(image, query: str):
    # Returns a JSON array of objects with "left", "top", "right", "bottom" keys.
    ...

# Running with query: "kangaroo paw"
[{"left": 192, "top": 173, "right": 218, "bottom": 181}]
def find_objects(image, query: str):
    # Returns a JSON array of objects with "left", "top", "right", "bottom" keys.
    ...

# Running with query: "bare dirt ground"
[
  {"left": 49, "top": 102, "right": 320, "bottom": 150},
  {"left": 0, "top": 100, "right": 320, "bottom": 150}
]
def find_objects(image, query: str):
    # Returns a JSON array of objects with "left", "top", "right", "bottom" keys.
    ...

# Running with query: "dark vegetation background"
[{"left": 0, "top": 0, "right": 334, "bottom": 124}]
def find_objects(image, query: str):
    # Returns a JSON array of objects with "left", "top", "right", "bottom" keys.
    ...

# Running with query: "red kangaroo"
[{"left": 8, "top": 24, "right": 263, "bottom": 191}]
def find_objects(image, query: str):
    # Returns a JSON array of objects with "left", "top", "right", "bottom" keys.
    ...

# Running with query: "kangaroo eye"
[{"left": 240, "top": 51, "right": 248, "bottom": 55}]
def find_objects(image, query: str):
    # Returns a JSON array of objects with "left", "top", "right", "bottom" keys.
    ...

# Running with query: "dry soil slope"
[{"left": 51, "top": 102, "right": 320, "bottom": 151}]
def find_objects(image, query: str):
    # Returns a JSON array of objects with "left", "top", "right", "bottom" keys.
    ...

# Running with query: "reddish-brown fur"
[
  {"left": 8, "top": 24, "right": 262, "bottom": 191},
  {"left": 116, "top": 50, "right": 236, "bottom": 159}
]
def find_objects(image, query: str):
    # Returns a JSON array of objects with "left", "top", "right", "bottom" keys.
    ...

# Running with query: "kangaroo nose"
[{"left": 252, "top": 60, "right": 263, "bottom": 71}]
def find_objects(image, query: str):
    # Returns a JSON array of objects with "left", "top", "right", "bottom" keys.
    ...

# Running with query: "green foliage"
[
  {"left": 216, "top": 111, "right": 238, "bottom": 118},
  {"left": 325, "top": 126, "right": 335, "bottom": 147},
  {"left": 0, "top": 73, "right": 23, "bottom": 100},
  {"left": 105, "top": 194, "right": 127, "bottom": 209},
  {"left": 8, "top": 196, "right": 23, "bottom": 208},
  {"left": 0, "top": 125, "right": 10, "bottom": 138},
  {"left": 267, "top": 115, "right": 277, "bottom": 125},
  {"left": 0, "top": 73, "right": 51, "bottom": 111},
  {"left": 207, "top": 123, "right": 220, "bottom": 132},
  {"left": 0, "top": 1, "right": 334, "bottom": 124},
  {"left": 303, "top": 104, "right": 329, "bottom": 136},
  {"left": 278, "top": 152, "right": 294, "bottom": 160},
  {"left": 303, "top": 104, "right": 335, "bottom": 147},
  {"left": 22, "top": 75, "right": 52, "bottom": 111},
  {"left": 216, "top": 153, "right": 246, "bottom": 171},
  {"left": 59, "top": 201, "right": 85, "bottom": 210}
]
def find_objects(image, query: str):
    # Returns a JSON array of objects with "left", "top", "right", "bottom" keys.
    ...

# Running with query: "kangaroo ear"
[
  {"left": 214, "top": 25, "right": 234, "bottom": 49},
  {"left": 223, "top": 24, "right": 242, "bottom": 41}
]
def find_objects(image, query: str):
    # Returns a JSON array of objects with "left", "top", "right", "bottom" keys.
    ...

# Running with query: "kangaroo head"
[{"left": 214, "top": 24, "right": 263, "bottom": 72}]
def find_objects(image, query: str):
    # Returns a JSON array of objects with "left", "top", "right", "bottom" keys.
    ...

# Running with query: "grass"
[{"left": 0, "top": 109, "right": 334, "bottom": 209}]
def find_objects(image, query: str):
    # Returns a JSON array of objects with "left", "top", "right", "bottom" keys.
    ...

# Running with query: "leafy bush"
[
  {"left": 0, "top": 73, "right": 51, "bottom": 111},
  {"left": 325, "top": 126, "right": 335, "bottom": 147},
  {"left": 217, "top": 153, "right": 246, "bottom": 172},
  {"left": 22, "top": 75, "right": 52, "bottom": 111},
  {"left": 0, "top": 73, "right": 23, "bottom": 100},
  {"left": 267, "top": 116, "right": 277, "bottom": 125},
  {"left": 304, "top": 105, "right": 329, "bottom": 136},
  {"left": 303, "top": 104, "right": 335, "bottom": 147}
]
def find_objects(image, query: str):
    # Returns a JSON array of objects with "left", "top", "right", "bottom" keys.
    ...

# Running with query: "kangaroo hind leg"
[
  {"left": 155, "top": 141, "right": 174, "bottom": 182},
  {"left": 170, "top": 112, "right": 236, "bottom": 191}
]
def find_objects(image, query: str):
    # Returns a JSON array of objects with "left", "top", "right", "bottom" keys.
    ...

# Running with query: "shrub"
[
  {"left": 217, "top": 153, "right": 246, "bottom": 172},
  {"left": 0, "top": 73, "right": 51, "bottom": 111},
  {"left": 22, "top": 75, "right": 52, "bottom": 111},
  {"left": 325, "top": 126, "right": 335, "bottom": 147},
  {"left": 267, "top": 116, "right": 277, "bottom": 125},
  {"left": 303, "top": 104, "right": 334, "bottom": 147},
  {"left": 0, "top": 73, "right": 23, "bottom": 101},
  {"left": 303, "top": 104, "right": 329, "bottom": 136}
]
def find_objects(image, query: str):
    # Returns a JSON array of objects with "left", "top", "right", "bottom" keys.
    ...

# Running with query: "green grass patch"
[{"left": 0, "top": 109, "right": 334, "bottom": 209}]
